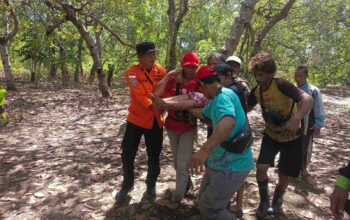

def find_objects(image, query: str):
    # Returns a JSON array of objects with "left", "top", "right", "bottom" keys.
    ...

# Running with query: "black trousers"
[{"left": 121, "top": 119, "right": 163, "bottom": 189}]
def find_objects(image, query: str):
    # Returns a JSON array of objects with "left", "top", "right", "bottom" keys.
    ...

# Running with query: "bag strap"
[
  {"left": 230, "top": 117, "right": 250, "bottom": 141},
  {"left": 175, "top": 82, "right": 181, "bottom": 95},
  {"left": 259, "top": 79, "right": 295, "bottom": 120},
  {"left": 259, "top": 86, "right": 267, "bottom": 119},
  {"left": 143, "top": 71, "right": 154, "bottom": 86}
]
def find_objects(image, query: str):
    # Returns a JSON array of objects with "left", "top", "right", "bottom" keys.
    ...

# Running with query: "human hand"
[
  {"left": 151, "top": 94, "right": 168, "bottom": 110},
  {"left": 167, "top": 69, "right": 182, "bottom": 78},
  {"left": 188, "top": 147, "right": 209, "bottom": 175},
  {"left": 284, "top": 116, "right": 301, "bottom": 137}
]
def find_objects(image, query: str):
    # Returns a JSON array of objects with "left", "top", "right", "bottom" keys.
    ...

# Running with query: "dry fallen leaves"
[{"left": 0, "top": 84, "right": 348, "bottom": 220}]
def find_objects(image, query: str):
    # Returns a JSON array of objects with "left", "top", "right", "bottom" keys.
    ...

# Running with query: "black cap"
[
  {"left": 136, "top": 41, "right": 159, "bottom": 56},
  {"left": 214, "top": 63, "right": 232, "bottom": 76}
]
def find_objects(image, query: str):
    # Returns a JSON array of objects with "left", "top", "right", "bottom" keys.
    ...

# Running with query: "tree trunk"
[
  {"left": 251, "top": 0, "right": 297, "bottom": 56},
  {"left": 0, "top": 0, "right": 19, "bottom": 91},
  {"left": 167, "top": 31, "right": 178, "bottom": 71},
  {"left": 0, "top": 42, "right": 16, "bottom": 90},
  {"left": 49, "top": 45, "right": 57, "bottom": 80},
  {"left": 58, "top": 41, "right": 68, "bottom": 86},
  {"left": 30, "top": 71, "right": 36, "bottom": 83},
  {"left": 74, "top": 36, "right": 83, "bottom": 83},
  {"left": 89, "top": 22, "right": 103, "bottom": 82},
  {"left": 107, "top": 64, "right": 115, "bottom": 87},
  {"left": 30, "top": 60, "right": 37, "bottom": 84},
  {"left": 166, "top": 0, "right": 188, "bottom": 70},
  {"left": 58, "top": 2, "right": 110, "bottom": 97},
  {"left": 222, "top": 0, "right": 258, "bottom": 56},
  {"left": 79, "top": 57, "right": 83, "bottom": 81},
  {"left": 89, "top": 63, "right": 97, "bottom": 83},
  {"left": 50, "top": 63, "right": 57, "bottom": 80}
]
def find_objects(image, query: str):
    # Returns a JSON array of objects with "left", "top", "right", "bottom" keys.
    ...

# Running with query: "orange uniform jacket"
[{"left": 125, "top": 63, "right": 166, "bottom": 129}]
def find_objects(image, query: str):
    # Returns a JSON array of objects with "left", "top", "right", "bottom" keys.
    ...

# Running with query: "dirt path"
[{"left": 0, "top": 82, "right": 349, "bottom": 220}]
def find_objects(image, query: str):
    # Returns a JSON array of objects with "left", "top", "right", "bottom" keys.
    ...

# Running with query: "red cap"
[
  {"left": 194, "top": 65, "right": 218, "bottom": 83},
  {"left": 182, "top": 51, "right": 199, "bottom": 67}
]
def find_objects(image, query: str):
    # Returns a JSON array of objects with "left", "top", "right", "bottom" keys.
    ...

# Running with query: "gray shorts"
[{"left": 198, "top": 167, "right": 249, "bottom": 220}]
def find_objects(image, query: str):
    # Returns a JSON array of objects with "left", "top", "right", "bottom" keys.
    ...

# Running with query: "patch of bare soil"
[{"left": 0, "top": 81, "right": 349, "bottom": 220}]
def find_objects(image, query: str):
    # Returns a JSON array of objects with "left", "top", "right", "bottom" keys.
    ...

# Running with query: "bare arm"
[
  {"left": 188, "top": 117, "right": 236, "bottom": 174},
  {"left": 153, "top": 69, "right": 181, "bottom": 96},
  {"left": 285, "top": 92, "right": 314, "bottom": 136},
  {"left": 152, "top": 91, "right": 209, "bottom": 111},
  {"left": 204, "top": 117, "right": 235, "bottom": 150},
  {"left": 163, "top": 94, "right": 191, "bottom": 102},
  {"left": 188, "top": 108, "right": 204, "bottom": 120},
  {"left": 246, "top": 87, "right": 258, "bottom": 113},
  {"left": 295, "top": 92, "right": 314, "bottom": 120},
  {"left": 188, "top": 108, "right": 212, "bottom": 125},
  {"left": 152, "top": 94, "right": 194, "bottom": 110}
]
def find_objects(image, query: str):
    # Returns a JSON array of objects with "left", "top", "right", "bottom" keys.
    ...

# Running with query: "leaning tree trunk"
[
  {"left": 222, "top": 0, "right": 258, "bottom": 57},
  {"left": 59, "top": 2, "right": 110, "bottom": 97},
  {"left": 166, "top": 0, "right": 188, "bottom": 70},
  {"left": 251, "top": 0, "right": 296, "bottom": 56},
  {"left": 0, "top": 42, "right": 16, "bottom": 90}
]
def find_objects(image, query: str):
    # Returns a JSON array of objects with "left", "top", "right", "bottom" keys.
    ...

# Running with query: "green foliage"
[
  {"left": 0, "top": 0, "right": 348, "bottom": 86},
  {"left": 261, "top": 0, "right": 350, "bottom": 86}
]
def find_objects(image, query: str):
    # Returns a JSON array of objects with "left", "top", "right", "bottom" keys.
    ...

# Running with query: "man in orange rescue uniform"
[{"left": 116, "top": 42, "right": 166, "bottom": 203}]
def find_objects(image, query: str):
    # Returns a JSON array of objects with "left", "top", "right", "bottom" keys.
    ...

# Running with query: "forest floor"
[{"left": 0, "top": 79, "right": 349, "bottom": 220}]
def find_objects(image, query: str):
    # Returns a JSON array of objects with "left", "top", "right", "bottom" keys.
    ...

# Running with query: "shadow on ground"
[{"left": 0, "top": 80, "right": 349, "bottom": 219}]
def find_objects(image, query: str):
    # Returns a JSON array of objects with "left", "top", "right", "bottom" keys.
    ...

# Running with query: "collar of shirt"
[
  {"left": 138, "top": 63, "right": 156, "bottom": 73},
  {"left": 214, "top": 86, "right": 223, "bottom": 98},
  {"left": 298, "top": 81, "right": 310, "bottom": 92}
]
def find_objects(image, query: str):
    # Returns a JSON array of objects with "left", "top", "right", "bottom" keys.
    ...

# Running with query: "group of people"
[{"left": 115, "top": 41, "right": 348, "bottom": 220}]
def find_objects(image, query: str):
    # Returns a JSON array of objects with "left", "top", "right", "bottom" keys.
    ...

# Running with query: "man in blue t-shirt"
[{"left": 188, "top": 66, "right": 255, "bottom": 220}]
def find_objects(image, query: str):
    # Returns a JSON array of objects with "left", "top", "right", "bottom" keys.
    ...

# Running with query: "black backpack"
[{"left": 229, "top": 81, "right": 248, "bottom": 113}]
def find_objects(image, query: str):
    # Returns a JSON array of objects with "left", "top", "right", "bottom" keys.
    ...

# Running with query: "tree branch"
[
  {"left": 222, "top": 0, "right": 259, "bottom": 56},
  {"left": 45, "top": 15, "right": 68, "bottom": 35},
  {"left": 0, "top": 0, "right": 19, "bottom": 43},
  {"left": 175, "top": 0, "right": 188, "bottom": 27},
  {"left": 166, "top": 0, "right": 189, "bottom": 70},
  {"left": 252, "top": 0, "right": 297, "bottom": 56},
  {"left": 94, "top": 18, "right": 135, "bottom": 49}
]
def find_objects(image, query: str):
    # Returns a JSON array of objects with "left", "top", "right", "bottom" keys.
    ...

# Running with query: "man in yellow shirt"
[{"left": 246, "top": 53, "right": 314, "bottom": 218}]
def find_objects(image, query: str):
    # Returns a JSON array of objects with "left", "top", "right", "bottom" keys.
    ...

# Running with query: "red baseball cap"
[
  {"left": 194, "top": 65, "right": 218, "bottom": 84},
  {"left": 182, "top": 51, "right": 199, "bottom": 67}
]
